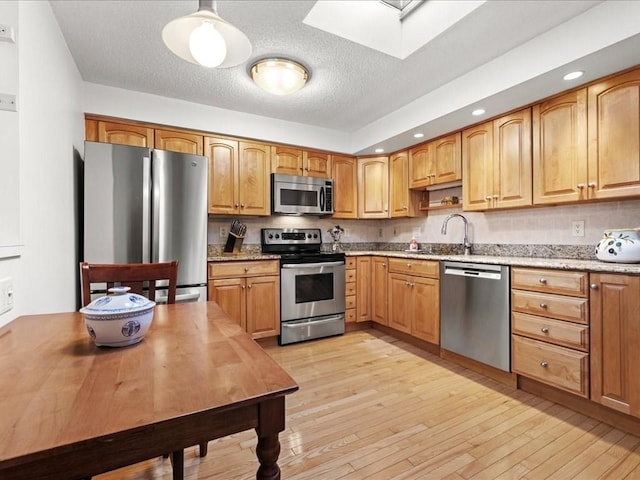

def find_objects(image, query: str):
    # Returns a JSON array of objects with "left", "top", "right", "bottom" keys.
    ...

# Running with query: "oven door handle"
[
  {"left": 281, "top": 261, "right": 344, "bottom": 269},
  {"left": 282, "top": 315, "right": 344, "bottom": 327}
]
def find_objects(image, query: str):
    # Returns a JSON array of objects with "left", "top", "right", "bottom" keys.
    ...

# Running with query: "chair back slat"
[{"left": 80, "top": 261, "right": 178, "bottom": 306}]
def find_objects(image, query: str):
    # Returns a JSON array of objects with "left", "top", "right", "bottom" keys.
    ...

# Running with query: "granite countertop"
[
  {"left": 208, "top": 250, "right": 640, "bottom": 274},
  {"left": 343, "top": 251, "right": 640, "bottom": 274}
]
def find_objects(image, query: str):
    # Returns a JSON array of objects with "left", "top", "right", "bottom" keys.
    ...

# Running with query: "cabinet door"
[
  {"left": 155, "top": 129, "right": 203, "bottom": 155},
  {"left": 371, "top": 257, "right": 388, "bottom": 325},
  {"left": 205, "top": 137, "right": 239, "bottom": 214},
  {"left": 533, "top": 89, "right": 588, "bottom": 205},
  {"left": 238, "top": 142, "right": 271, "bottom": 216},
  {"left": 246, "top": 275, "right": 280, "bottom": 338},
  {"left": 432, "top": 132, "right": 462, "bottom": 184},
  {"left": 591, "top": 273, "right": 640, "bottom": 416},
  {"left": 208, "top": 278, "right": 246, "bottom": 330},
  {"left": 462, "top": 122, "right": 493, "bottom": 211},
  {"left": 271, "top": 146, "right": 303, "bottom": 176},
  {"left": 356, "top": 257, "right": 372, "bottom": 322},
  {"left": 389, "top": 151, "right": 410, "bottom": 218},
  {"left": 304, "top": 150, "right": 332, "bottom": 178},
  {"left": 408, "top": 143, "right": 432, "bottom": 189},
  {"left": 332, "top": 155, "right": 358, "bottom": 219},
  {"left": 588, "top": 68, "right": 640, "bottom": 200},
  {"left": 412, "top": 277, "right": 440, "bottom": 344},
  {"left": 97, "top": 121, "right": 154, "bottom": 147},
  {"left": 388, "top": 273, "right": 411, "bottom": 333},
  {"left": 493, "top": 108, "right": 532, "bottom": 209},
  {"left": 358, "top": 156, "right": 389, "bottom": 218}
]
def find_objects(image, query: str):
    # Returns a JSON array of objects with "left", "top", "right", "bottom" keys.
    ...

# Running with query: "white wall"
[{"left": 0, "top": 0, "right": 84, "bottom": 328}]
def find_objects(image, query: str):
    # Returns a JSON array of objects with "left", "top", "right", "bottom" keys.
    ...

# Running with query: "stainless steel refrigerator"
[{"left": 83, "top": 141, "right": 208, "bottom": 303}]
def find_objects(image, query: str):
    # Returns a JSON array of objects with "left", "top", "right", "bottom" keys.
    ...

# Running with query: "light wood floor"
[{"left": 96, "top": 330, "right": 640, "bottom": 479}]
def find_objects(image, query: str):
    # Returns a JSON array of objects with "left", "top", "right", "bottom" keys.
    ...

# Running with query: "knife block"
[{"left": 223, "top": 232, "right": 245, "bottom": 255}]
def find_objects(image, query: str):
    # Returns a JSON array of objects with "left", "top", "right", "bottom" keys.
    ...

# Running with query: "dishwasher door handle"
[{"left": 444, "top": 267, "right": 502, "bottom": 280}]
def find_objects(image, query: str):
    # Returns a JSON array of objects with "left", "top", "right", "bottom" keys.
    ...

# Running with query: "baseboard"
[{"left": 441, "top": 349, "right": 517, "bottom": 387}]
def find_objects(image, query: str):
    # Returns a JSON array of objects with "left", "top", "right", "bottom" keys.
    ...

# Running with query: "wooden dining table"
[{"left": 0, "top": 301, "right": 298, "bottom": 480}]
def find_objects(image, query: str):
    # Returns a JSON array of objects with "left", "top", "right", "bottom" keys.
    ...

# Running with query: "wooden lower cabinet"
[
  {"left": 371, "top": 257, "right": 388, "bottom": 325},
  {"left": 207, "top": 261, "right": 280, "bottom": 339},
  {"left": 356, "top": 257, "right": 372, "bottom": 322},
  {"left": 590, "top": 273, "right": 640, "bottom": 416},
  {"left": 511, "top": 267, "right": 589, "bottom": 398},
  {"left": 387, "top": 258, "right": 439, "bottom": 344},
  {"left": 345, "top": 257, "right": 357, "bottom": 323}
]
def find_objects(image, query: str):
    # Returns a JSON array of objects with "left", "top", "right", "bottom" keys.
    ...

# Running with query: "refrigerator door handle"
[{"left": 142, "top": 155, "right": 152, "bottom": 263}]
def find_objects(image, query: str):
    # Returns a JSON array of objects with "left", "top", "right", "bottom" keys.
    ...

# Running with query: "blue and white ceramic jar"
[{"left": 595, "top": 228, "right": 640, "bottom": 263}]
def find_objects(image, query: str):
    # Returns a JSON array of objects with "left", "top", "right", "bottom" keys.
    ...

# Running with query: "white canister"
[{"left": 595, "top": 228, "right": 640, "bottom": 263}]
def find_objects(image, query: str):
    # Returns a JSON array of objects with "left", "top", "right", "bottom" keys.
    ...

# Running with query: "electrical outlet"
[
  {"left": 0, "top": 277, "right": 14, "bottom": 315},
  {"left": 219, "top": 226, "right": 228, "bottom": 238},
  {"left": 344, "top": 228, "right": 351, "bottom": 237},
  {"left": 0, "top": 93, "right": 17, "bottom": 112},
  {"left": 0, "top": 24, "right": 16, "bottom": 43},
  {"left": 572, "top": 220, "right": 585, "bottom": 237},
  {"left": 378, "top": 228, "right": 383, "bottom": 238}
]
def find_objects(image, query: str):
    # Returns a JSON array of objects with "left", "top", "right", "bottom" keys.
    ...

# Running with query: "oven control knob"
[
  {"left": 275, "top": 234, "right": 280, "bottom": 239},
  {"left": 307, "top": 234, "right": 312, "bottom": 239},
  {"left": 268, "top": 234, "right": 273, "bottom": 239},
  {"left": 313, "top": 234, "right": 318, "bottom": 238}
]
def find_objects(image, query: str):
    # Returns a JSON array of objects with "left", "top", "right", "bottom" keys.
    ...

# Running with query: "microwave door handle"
[
  {"left": 282, "top": 261, "right": 344, "bottom": 269},
  {"left": 319, "top": 187, "right": 325, "bottom": 211}
]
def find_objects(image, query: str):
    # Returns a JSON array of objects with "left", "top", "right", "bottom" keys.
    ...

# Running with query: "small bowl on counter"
[
  {"left": 595, "top": 228, "right": 640, "bottom": 263},
  {"left": 80, "top": 286, "right": 155, "bottom": 347}
]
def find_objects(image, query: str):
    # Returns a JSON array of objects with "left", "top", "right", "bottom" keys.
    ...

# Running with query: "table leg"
[
  {"left": 170, "top": 450, "right": 184, "bottom": 480},
  {"left": 255, "top": 396, "right": 285, "bottom": 480}
]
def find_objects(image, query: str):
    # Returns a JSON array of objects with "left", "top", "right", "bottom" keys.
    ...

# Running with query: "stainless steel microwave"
[{"left": 271, "top": 173, "right": 333, "bottom": 215}]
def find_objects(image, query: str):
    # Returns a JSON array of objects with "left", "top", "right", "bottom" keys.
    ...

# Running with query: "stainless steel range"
[{"left": 261, "top": 228, "right": 346, "bottom": 345}]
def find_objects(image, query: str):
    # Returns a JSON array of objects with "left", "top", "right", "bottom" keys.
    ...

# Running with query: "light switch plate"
[
  {"left": 0, "top": 277, "right": 14, "bottom": 315},
  {"left": 0, "top": 93, "right": 17, "bottom": 112}
]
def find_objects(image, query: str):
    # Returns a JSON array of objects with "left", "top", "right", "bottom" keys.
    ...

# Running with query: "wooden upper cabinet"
[
  {"left": 358, "top": 156, "right": 389, "bottom": 218},
  {"left": 463, "top": 108, "right": 532, "bottom": 211},
  {"left": 389, "top": 151, "right": 423, "bottom": 218},
  {"left": 205, "top": 137, "right": 239, "bottom": 215},
  {"left": 89, "top": 120, "right": 154, "bottom": 148},
  {"left": 332, "top": 155, "right": 358, "bottom": 219},
  {"left": 271, "top": 146, "right": 332, "bottom": 178},
  {"left": 304, "top": 150, "right": 332, "bottom": 178},
  {"left": 238, "top": 141, "right": 271, "bottom": 216},
  {"left": 409, "top": 133, "right": 461, "bottom": 189},
  {"left": 155, "top": 129, "right": 203, "bottom": 155},
  {"left": 588, "top": 67, "right": 640, "bottom": 200},
  {"left": 271, "top": 146, "right": 303, "bottom": 176},
  {"left": 533, "top": 89, "right": 588, "bottom": 205}
]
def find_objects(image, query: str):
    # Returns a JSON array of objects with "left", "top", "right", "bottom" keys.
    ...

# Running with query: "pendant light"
[
  {"left": 162, "top": 0, "right": 251, "bottom": 68},
  {"left": 250, "top": 58, "right": 309, "bottom": 95}
]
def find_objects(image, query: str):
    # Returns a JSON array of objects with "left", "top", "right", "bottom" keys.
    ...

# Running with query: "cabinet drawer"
[
  {"left": 346, "top": 257, "right": 357, "bottom": 269},
  {"left": 512, "top": 268, "right": 588, "bottom": 297},
  {"left": 512, "top": 335, "right": 589, "bottom": 398},
  {"left": 345, "top": 281, "right": 357, "bottom": 296},
  {"left": 345, "top": 295, "right": 356, "bottom": 310},
  {"left": 512, "top": 289, "right": 588, "bottom": 324},
  {"left": 512, "top": 312, "right": 588, "bottom": 351},
  {"left": 388, "top": 258, "right": 439, "bottom": 278},
  {"left": 345, "top": 269, "right": 357, "bottom": 283},
  {"left": 208, "top": 260, "right": 279, "bottom": 279},
  {"left": 345, "top": 308, "right": 356, "bottom": 323}
]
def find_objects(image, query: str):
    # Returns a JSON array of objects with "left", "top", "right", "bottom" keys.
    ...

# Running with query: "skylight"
[{"left": 378, "top": 0, "right": 425, "bottom": 20}]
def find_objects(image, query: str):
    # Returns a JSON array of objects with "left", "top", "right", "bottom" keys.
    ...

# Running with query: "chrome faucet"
[{"left": 441, "top": 213, "right": 472, "bottom": 256}]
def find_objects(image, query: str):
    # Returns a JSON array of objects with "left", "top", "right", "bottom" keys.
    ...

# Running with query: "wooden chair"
[
  {"left": 79, "top": 260, "right": 210, "bottom": 477},
  {"left": 80, "top": 261, "right": 179, "bottom": 307}
]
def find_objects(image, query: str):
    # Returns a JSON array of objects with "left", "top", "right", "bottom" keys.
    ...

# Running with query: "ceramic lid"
[{"left": 80, "top": 286, "right": 155, "bottom": 315}]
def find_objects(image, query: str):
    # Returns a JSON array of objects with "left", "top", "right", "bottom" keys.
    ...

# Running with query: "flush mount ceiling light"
[
  {"left": 413, "top": 133, "right": 424, "bottom": 138},
  {"left": 563, "top": 70, "right": 584, "bottom": 81},
  {"left": 162, "top": 0, "right": 251, "bottom": 68},
  {"left": 249, "top": 58, "right": 309, "bottom": 95},
  {"left": 472, "top": 108, "right": 486, "bottom": 116}
]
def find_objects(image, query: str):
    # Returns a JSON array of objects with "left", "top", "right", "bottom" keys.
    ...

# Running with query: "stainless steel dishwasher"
[{"left": 440, "top": 261, "right": 511, "bottom": 372}]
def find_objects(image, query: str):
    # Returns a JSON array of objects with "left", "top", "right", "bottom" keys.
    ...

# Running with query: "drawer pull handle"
[
  {"left": 541, "top": 327, "right": 549, "bottom": 333},
  {"left": 382, "top": 263, "right": 386, "bottom": 267},
  {"left": 539, "top": 303, "right": 547, "bottom": 308},
  {"left": 577, "top": 183, "right": 585, "bottom": 189},
  {"left": 590, "top": 283, "right": 598, "bottom": 290},
  {"left": 539, "top": 278, "right": 547, "bottom": 284},
  {"left": 540, "top": 361, "right": 549, "bottom": 368},
  {"left": 407, "top": 263, "right": 412, "bottom": 267}
]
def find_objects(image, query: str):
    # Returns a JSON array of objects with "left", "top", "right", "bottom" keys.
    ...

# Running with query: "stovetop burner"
[{"left": 261, "top": 228, "right": 345, "bottom": 262}]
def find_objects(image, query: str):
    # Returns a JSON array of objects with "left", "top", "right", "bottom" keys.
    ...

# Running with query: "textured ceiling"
[{"left": 49, "top": 0, "right": 640, "bottom": 154}]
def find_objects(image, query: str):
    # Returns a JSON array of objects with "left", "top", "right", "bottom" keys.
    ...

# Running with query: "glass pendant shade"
[
  {"left": 250, "top": 58, "right": 309, "bottom": 95},
  {"left": 162, "top": 1, "right": 251, "bottom": 68}
]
